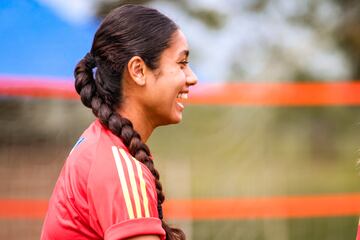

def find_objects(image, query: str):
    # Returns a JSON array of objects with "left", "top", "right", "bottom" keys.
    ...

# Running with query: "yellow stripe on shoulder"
[
  {"left": 134, "top": 159, "right": 150, "bottom": 217},
  {"left": 119, "top": 148, "right": 142, "bottom": 218},
  {"left": 111, "top": 146, "right": 134, "bottom": 219}
]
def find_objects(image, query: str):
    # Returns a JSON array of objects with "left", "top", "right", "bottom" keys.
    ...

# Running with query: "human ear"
[{"left": 127, "top": 56, "right": 146, "bottom": 86}]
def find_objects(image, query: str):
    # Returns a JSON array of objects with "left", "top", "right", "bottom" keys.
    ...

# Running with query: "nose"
[{"left": 186, "top": 67, "right": 198, "bottom": 86}]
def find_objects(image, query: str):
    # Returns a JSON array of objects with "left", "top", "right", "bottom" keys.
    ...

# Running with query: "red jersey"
[{"left": 41, "top": 120, "right": 165, "bottom": 240}]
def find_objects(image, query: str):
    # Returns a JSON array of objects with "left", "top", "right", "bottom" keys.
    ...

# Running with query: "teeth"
[{"left": 177, "top": 93, "right": 188, "bottom": 99}]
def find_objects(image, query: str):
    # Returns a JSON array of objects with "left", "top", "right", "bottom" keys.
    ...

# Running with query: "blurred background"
[{"left": 1, "top": 0, "right": 360, "bottom": 239}]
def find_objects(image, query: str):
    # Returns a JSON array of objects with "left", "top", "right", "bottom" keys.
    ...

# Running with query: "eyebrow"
[{"left": 178, "top": 50, "right": 189, "bottom": 58}]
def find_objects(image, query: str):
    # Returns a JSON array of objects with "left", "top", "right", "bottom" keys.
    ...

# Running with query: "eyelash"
[{"left": 179, "top": 61, "right": 189, "bottom": 67}]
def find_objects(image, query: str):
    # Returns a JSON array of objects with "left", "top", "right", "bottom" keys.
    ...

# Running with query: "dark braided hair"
[{"left": 74, "top": 4, "right": 185, "bottom": 240}]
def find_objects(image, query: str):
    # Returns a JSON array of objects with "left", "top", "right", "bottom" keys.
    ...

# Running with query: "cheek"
[
  {"left": 171, "top": 68, "right": 187, "bottom": 88},
  {"left": 153, "top": 67, "right": 186, "bottom": 105},
  {"left": 161, "top": 68, "right": 185, "bottom": 92},
  {"left": 178, "top": 68, "right": 187, "bottom": 79}
]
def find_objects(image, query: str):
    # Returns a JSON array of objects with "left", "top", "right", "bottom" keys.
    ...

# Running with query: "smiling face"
[{"left": 140, "top": 30, "right": 198, "bottom": 126}]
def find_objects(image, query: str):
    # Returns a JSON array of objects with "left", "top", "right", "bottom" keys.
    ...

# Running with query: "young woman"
[{"left": 41, "top": 4, "right": 197, "bottom": 240}]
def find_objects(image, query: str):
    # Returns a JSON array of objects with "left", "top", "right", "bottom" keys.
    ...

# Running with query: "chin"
[
  {"left": 172, "top": 116, "right": 182, "bottom": 124},
  {"left": 172, "top": 111, "right": 183, "bottom": 124},
  {"left": 156, "top": 106, "right": 183, "bottom": 126},
  {"left": 159, "top": 113, "right": 182, "bottom": 126}
]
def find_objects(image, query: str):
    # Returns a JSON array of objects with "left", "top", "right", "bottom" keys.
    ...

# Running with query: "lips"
[{"left": 176, "top": 92, "right": 188, "bottom": 110}]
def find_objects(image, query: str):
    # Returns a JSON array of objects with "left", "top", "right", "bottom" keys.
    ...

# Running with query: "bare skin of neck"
[{"left": 118, "top": 101, "right": 155, "bottom": 143}]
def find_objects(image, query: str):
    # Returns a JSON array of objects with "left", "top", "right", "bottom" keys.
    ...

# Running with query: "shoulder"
[
  {"left": 68, "top": 120, "right": 125, "bottom": 167},
  {"left": 89, "top": 145, "right": 157, "bottom": 199},
  {"left": 87, "top": 145, "right": 161, "bottom": 237},
  {"left": 111, "top": 147, "right": 155, "bottom": 184},
  {"left": 67, "top": 120, "right": 104, "bottom": 161},
  {"left": 63, "top": 120, "right": 124, "bottom": 196},
  {"left": 83, "top": 124, "right": 157, "bottom": 204}
]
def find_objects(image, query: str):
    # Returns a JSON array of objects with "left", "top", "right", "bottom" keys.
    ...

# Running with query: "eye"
[{"left": 178, "top": 60, "right": 189, "bottom": 69}]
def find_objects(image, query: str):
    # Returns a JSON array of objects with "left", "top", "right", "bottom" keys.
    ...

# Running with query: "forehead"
[{"left": 161, "top": 30, "right": 189, "bottom": 60}]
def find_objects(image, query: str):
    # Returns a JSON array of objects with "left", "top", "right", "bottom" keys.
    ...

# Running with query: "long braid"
[{"left": 74, "top": 53, "right": 185, "bottom": 240}]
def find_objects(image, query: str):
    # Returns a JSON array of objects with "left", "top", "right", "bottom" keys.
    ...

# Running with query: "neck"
[{"left": 118, "top": 102, "right": 155, "bottom": 143}]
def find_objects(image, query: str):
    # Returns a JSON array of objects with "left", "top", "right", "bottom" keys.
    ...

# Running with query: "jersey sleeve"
[{"left": 87, "top": 145, "right": 165, "bottom": 240}]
